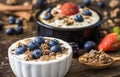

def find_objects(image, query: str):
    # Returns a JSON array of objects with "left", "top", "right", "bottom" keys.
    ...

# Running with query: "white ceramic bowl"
[{"left": 8, "top": 37, "right": 72, "bottom": 77}]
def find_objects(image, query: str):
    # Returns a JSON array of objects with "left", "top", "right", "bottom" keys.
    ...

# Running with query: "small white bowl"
[{"left": 8, "top": 37, "right": 72, "bottom": 77}]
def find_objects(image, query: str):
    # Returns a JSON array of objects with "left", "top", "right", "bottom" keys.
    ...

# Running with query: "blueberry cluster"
[
  {"left": 43, "top": 8, "right": 53, "bottom": 20},
  {"left": 6, "top": 16, "right": 23, "bottom": 35},
  {"left": 74, "top": 9, "right": 92, "bottom": 22},
  {"left": 15, "top": 37, "right": 62, "bottom": 59},
  {"left": 8, "top": 16, "right": 23, "bottom": 25},
  {"left": 6, "top": 26, "right": 23, "bottom": 35},
  {"left": 82, "top": 0, "right": 105, "bottom": 8}
]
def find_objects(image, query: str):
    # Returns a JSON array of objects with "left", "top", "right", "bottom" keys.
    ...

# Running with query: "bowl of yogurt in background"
[
  {"left": 35, "top": 2, "right": 102, "bottom": 47},
  {"left": 8, "top": 37, "right": 72, "bottom": 77}
]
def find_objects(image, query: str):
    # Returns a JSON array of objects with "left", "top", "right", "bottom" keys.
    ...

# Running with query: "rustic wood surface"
[{"left": 1, "top": 0, "right": 120, "bottom": 77}]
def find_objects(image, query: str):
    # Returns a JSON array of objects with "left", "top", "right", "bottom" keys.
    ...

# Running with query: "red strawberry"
[
  {"left": 61, "top": 2, "right": 79, "bottom": 16},
  {"left": 98, "top": 33, "right": 120, "bottom": 52}
]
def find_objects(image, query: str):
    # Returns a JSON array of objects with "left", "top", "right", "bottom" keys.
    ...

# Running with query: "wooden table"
[{"left": 1, "top": 0, "right": 120, "bottom": 77}]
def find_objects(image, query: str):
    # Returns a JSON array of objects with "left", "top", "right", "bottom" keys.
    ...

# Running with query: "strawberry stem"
[
  {"left": 113, "top": 26, "right": 120, "bottom": 35},
  {"left": 113, "top": 26, "right": 120, "bottom": 41}
]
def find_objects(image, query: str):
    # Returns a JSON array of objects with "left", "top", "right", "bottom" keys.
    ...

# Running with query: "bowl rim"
[
  {"left": 8, "top": 37, "right": 72, "bottom": 65},
  {"left": 35, "top": 7, "right": 102, "bottom": 31}
]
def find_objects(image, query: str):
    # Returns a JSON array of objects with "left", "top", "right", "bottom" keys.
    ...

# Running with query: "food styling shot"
[{"left": 1, "top": 0, "right": 120, "bottom": 77}]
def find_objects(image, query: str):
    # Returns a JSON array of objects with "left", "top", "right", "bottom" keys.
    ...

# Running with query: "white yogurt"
[
  {"left": 9, "top": 37, "right": 72, "bottom": 63},
  {"left": 39, "top": 8, "right": 100, "bottom": 28}
]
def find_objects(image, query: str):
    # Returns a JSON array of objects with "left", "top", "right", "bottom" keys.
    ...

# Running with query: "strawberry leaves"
[
  {"left": 113, "top": 26, "right": 120, "bottom": 41},
  {"left": 113, "top": 26, "right": 119, "bottom": 35}
]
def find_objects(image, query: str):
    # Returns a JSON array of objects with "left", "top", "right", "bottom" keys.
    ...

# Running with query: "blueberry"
[
  {"left": 49, "top": 39, "right": 59, "bottom": 47},
  {"left": 28, "top": 41, "right": 39, "bottom": 50},
  {"left": 34, "top": 0, "right": 47, "bottom": 9},
  {"left": 34, "top": 36, "right": 45, "bottom": 45},
  {"left": 83, "top": 41, "right": 96, "bottom": 51},
  {"left": 16, "top": 46, "right": 27, "bottom": 55},
  {"left": 5, "top": 27, "right": 14, "bottom": 35},
  {"left": 78, "top": 4, "right": 85, "bottom": 8},
  {"left": 98, "top": 1, "right": 105, "bottom": 8},
  {"left": 44, "top": 13, "right": 53, "bottom": 20},
  {"left": 8, "top": 16, "right": 16, "bottom": 24},
  {"left": 32, "top": 49, "right": 42, "bottom": 59},
  {"left": 15, "top": 26, "right": 23, "bottom": 35},
  {"left": 46, "top": 8, "right": 52, "bottom": 13},
  {"left": 82, "top": 10, "right": 92, "bottom": 16},
  {"left": 50, "top": 45, "right": 61, "bottom": 53},
  {"left": 83, "top": 0, "right": 91, "bottom": 5},
  {"left": 75, "top": 15, "right": 84, "bottom": 22},
  {"left": 16, "top": 19, "right": 23, "bottom": 25},
  {"left": 0, "top": 22, "right": 4, "bottom": 30}
]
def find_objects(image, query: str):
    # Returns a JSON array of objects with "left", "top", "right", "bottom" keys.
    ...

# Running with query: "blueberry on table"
[
  {"left": 83, "top": 0, "right": 91, "bottom": 5},
  {"left": 82, "top": 10, "right": 92, "bottom": 16},
  {"left": 44, "top": 13, "right": 53, "bottom": 20},
  {"left": 28, "top": 41, "right": 39, "bottom": 50},
  {"left": 34, "top": 0, "right": 47, "bottom": 9},
  {"left": 83, "top": 41, "right": 96, "bottom": 51},
  {"left": 49, "top": 39, "right": 59, "bottom": 47},
  {"left": 50, "top": 45, "right": 61, "bottom": 53},
  {"left": 34, "top": 36, "right": 45, "bottom": 45},
  {"left": 32, "top": 49, "right": 42, "bottom": 59},
  {"left": 98, "top": 1, "right": 105, "bottom": 8},
  {"left": 0, "top": 22, "right": 4, "bottom": 30},
  {"left": 16, "top": 19, "right": 23, "bottom": 25},
  {"left": 75, "top": 15, "right": 84, "bottom": 22},
  {"left": 5, "top": 27, "right": 14, "bottom": 35},
  {"left": 16, "top": 46, "right": 27, "bottom": 55},
  {"left": 15, "top": 26, "right": 23, "bottom": 35},
  {"left": 78, "top": 4, "right": 85, "bottom": 8},
  {"left": 8, "top": 16, "right": 16, "bottom": 24}
]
